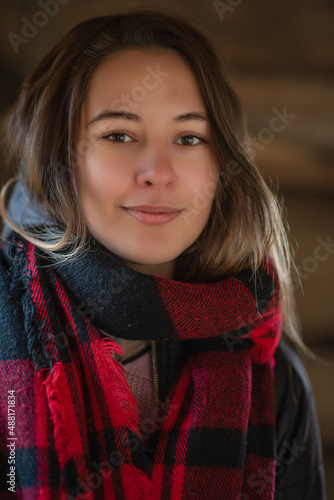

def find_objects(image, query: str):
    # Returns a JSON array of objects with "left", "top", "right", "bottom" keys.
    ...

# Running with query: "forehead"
[{"left": 82, "top": 49, "right": 206, "bottom": 119}]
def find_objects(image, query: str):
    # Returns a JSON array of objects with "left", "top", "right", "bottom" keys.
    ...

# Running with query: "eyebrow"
[{"left": 88, "top": 110, "right": 209, "bottom": 127}]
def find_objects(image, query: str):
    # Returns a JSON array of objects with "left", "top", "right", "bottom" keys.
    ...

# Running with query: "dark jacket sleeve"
[{"left": 274, "top": 341, "right": 326, "bottom": 499}]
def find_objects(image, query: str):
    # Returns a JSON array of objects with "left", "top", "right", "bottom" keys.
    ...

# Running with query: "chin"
[{"left": 98, "top": 237, "right": 190, "bottom": 271}]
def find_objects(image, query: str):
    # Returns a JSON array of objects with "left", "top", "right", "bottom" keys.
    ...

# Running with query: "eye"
[
  {"left": 102, "top": 132, "right": 132, "bottom": 143},
  {"left": 175, "top": 134, "right": 208, "bottom": 146}
]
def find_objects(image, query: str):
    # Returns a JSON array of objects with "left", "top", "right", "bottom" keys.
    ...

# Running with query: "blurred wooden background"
[{"left": 1, "top": 1, "right": 333, "bottom": 497}]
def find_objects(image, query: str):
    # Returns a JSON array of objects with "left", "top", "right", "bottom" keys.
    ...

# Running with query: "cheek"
[
  {"left": 186, "top": 168, "right": 218, "bottom": 215},
  {"left": 77, "top": 151, "right": 127, "bottom": 202},
  {"left": 179, "top": 170, "right": 218, "bottom": 232}
]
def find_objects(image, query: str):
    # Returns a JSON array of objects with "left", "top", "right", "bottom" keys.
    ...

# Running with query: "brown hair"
[{"left": 0, "top": 8, "right": 306, "bottom": 352}]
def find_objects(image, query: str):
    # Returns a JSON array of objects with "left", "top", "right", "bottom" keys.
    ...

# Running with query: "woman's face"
[{"left": 76, "top": 50, "right": 219, "bottom": 278}]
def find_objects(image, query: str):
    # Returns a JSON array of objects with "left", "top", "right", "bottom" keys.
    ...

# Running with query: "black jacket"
[{"left": 273, "top": 342, "right": 326, "bottom": 498}]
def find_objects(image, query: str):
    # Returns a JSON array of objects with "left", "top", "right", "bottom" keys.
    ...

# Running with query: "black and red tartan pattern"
[{"left": 0, "top": 234, "right": 281, "bottom": 499}]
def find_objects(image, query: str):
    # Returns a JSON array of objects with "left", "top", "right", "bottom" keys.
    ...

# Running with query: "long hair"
[{"left": 0, "top": 8, "right": 306, "bottom": 352}]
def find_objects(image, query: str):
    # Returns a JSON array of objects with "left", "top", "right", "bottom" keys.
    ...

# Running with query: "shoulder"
[
  {"left": 273, "top": 341, "right": 326, "bottom": 499},
  {"left": 0, "top": 245, "right": 15, "bottom": 322},
  {"left": 0, "top": 244, "right": 12, "bottom": 289},
  {"left": 0, "top": 246, "right": 29, "bottom": 360}
]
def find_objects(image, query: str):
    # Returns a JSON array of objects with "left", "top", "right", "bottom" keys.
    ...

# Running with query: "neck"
[{"left": 124, "top": 259, "right": 175, "bottom": 279}]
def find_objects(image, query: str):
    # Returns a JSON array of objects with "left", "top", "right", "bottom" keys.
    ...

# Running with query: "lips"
[
  {"left": 122, "top": 205, "right": 183, "bottom": 225},
  {"left": 124, "top": 205, "right": 181, "bottom": 213}
]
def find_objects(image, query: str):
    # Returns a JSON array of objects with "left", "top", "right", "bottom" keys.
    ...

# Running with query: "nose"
[{"left": 135, "top": 145, "right": 176, "bottom": 187}]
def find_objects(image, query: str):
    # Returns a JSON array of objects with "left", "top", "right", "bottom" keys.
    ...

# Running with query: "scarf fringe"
[
  {"left": 38, "top": 364, "right": 73, "bottom": 468},
  {"left": 99, "top": 337, "right": 153, "bottom": 498},
  {"left": 8, "top": 239, "right": 52, "bottom": 371},
  {"left": 99, "top": 337, "right": 141, "bottom": 435}
]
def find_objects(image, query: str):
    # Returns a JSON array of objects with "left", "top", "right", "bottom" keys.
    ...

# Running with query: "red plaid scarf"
[{"left": 0, "top": 232, "right": 281, "bottom": 499}]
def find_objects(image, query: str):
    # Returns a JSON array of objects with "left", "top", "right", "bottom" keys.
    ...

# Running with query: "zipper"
[{"left": 151, "top": 340, "right": 159, "bottom": 418}]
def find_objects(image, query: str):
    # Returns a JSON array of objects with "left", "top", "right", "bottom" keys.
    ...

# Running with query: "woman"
[{"left": 0, "top": 9, "right": 326, "bottom": 499}]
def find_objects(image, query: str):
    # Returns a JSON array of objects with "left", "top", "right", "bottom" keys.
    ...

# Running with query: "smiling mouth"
[{"left": 122, "top": 207, "right": 183, "bottom": 225}]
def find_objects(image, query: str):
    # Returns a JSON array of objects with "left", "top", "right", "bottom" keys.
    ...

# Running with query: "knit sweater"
[{"left": 122, "top": 346, "right": 155, "bottom": 427}]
